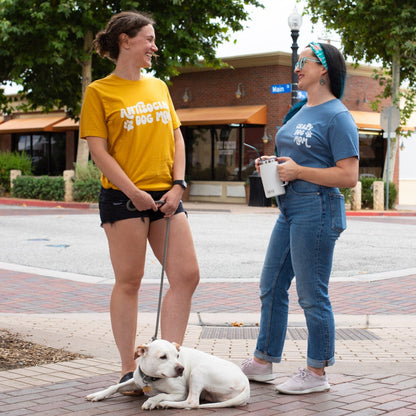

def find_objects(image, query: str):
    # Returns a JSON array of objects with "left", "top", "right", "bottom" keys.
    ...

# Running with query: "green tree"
[
  {"left": 0, "top": 0, "right": 262, "bottom": 166},
  {"left": 303, "top": 0, "right": 416, "bottom": 180}
]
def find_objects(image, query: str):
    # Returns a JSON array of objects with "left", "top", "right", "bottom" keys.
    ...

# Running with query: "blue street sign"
[
  {"left": 297, "top": 90, "right": 307, "bottom": 99},
  {"left": 271, "top": 83, "right": 291, "bottom": 94}
]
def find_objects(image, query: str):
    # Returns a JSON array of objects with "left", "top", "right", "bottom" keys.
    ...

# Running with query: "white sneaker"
[
  {"left": 275, "top": 368, "right": 330, "bottom": 394},
  {"left": 241, "top": 358, "right": 276, "bottom": 382}
]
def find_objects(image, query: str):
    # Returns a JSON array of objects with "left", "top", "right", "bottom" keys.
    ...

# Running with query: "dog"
[{"left": 85, "top": 339, "right": 250, "bottom": 410}]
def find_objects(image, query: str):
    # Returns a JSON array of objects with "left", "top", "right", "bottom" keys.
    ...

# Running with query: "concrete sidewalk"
[{"left": 0, "top": 200, "right": 415, "bottom": 415}]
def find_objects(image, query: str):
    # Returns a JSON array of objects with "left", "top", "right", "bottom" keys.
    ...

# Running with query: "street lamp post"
[{"left": 288, "top": 7, "right": 302, "bottom": 107}]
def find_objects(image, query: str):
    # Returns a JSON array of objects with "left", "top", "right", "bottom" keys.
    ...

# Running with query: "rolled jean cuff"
[
  {"left": 254, "top": 350, "right": 281, "bottom": 364},
  {"left": 307, "top": 356, "right": 335, "bottom": 368}
]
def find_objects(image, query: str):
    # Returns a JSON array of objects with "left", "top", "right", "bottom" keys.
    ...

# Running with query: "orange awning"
[
  {"left": 176, "top": 105, "right": 267, "bottom": 126},
  {"left": 350, "top": 110, "right": 415, "bottom": 131},
  {"left": 52, "top": 118, "right": 79, "bottom": 131},
  {"left": 350, "top": 111, "right": 382, "bottom": 130},
  {"left": 0, "top": 116, "right": 66, "bottom": 134}
]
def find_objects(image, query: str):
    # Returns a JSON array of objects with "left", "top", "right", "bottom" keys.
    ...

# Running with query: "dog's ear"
[
  {"left": 173, "top": 342, "right": 181, "bottom": 351},
  {"left": 134, "top": 344, "right": 148, "bottom": 360}
]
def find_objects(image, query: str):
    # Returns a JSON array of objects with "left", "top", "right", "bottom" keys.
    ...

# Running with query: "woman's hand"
[
  {"left": 276, "top": 157, "right": 300, "bottom": 182},
  {"left": 158, "top": 187, "right": 183, "bottom": 218},
  {"left": 254, "top": 155, "right": 276, "bottom": 173},
  {"left": 129, "top": 190, "right": 158, "bottom": 212}
]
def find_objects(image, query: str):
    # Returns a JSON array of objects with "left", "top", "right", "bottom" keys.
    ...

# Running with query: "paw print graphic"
[{"left": 124, "top": 120, "right": 134, "bottom": 131}]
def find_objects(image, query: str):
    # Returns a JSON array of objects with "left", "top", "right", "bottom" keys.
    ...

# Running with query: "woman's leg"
[
  {"left": 148, "top": 212, "right": 199, "bottom": 344},
  {"left": 103, "top": 218, "right": 149, "bottom": 377},
  {"left": 255, "top": 214, "right": 295, "bottom": 362},
  {"left": 290, "top": 200, "right": 338, "bottom": 370}
]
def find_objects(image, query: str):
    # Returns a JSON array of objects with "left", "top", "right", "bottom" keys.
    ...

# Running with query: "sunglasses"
[{"left": 295, "top": 57, "right": 321, "bottom": 70}]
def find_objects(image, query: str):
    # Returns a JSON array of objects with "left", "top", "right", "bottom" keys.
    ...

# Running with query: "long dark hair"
[
  {"left": 282, "top": 42, "right": 347, "bottom": 125},
  {"left": 93, "top": 11, "right": 155, "bottom": 62}
]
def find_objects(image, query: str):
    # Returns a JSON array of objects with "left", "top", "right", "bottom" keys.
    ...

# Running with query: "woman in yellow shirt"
[{"left": 80, "top": 10, "right": 200, "bottom": 388}]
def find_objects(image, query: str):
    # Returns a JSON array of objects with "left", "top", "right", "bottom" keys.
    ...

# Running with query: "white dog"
[{"left": 85, "top": 339, "right": 250, "bottom": 410}]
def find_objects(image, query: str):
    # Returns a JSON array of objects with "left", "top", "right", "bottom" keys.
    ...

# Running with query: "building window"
[
  {"left": 12, "top": 132, "right": 66, "bottom": 175},
  {"left": 183, "top": 125, "right": 264, "bottom": 181},
  {"left": 358, "top": 131, "right": 384, "bottom": 178}
]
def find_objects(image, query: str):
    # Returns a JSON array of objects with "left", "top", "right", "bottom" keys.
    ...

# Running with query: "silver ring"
[{"left": 126, "top": 200, "right": 137, "bottom": 211}]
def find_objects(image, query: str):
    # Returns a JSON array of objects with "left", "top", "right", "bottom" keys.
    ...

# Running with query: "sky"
[
  {"left": 216, "top": 0, "right": 339, "bottom": 58},
  {"left": 2, "top": 0, "right": 336, "bottom": 94}
]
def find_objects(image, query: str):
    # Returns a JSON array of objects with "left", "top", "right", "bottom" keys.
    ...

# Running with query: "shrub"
[
  {"left": 361, "top": 177, "right": 397, "bottom": 209},
  {"left": 73, "top": 161, "right": 101, "bottom": 181},
  {"left": 0, "top": 151, "right": 32, "bottom": 192},
  {"left": 73, "top": 178, "right": 101, "bottom": 202},
  {"left": 72, "top": 161, "right": 101, "bottom": 202},
  {"left": 12, "top": 176, "right": 65, "bottom": 201},
  {"left": 339, "top": 187, "right": 352, "bottom": 204}
]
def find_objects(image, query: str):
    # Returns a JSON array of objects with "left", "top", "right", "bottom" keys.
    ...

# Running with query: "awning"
[
  {"left": 176, "top": 105, "right": 267, "bottom": 126},
  {"left": 0, "top": 116, "right": 66, "bottom": 134},
  {"left": 350, "top": 110, "right": 415, "bottom": 131},
  {"left": 52, "top": 118, "right": 79, "bottom": 131},
  {"left": 350, "top": 111, "right": 382, "bottom": 130}
]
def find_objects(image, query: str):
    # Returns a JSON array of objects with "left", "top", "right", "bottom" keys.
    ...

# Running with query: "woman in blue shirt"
[{"left": 241, "top": 42, "right": 359, "bottom": 395}]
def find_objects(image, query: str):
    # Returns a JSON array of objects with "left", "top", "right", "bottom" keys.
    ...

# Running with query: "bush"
[
  {"left": 73, "top": 161, "right": 101, "bottom": 181},
  {"left": 361, "top": 177, "right": 397, "bottom": 209},
  {"left": 0, "top": 151, "right": 32, "bottom": 192},
  {"left": 339, "top": 187, "right": 352, "bottom": 204},
  {"left": 72, "top": 161, "right": 101, "bottom": 202},
  {"left": 12, "top": 176, "right": 65, "bottom": 201},
  {"left": 73, "top": 178, "right": 101, "bottom": 202}
]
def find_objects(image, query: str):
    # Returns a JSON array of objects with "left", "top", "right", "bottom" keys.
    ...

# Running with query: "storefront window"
[
  {"left": 184, "top": 125, "right": 263, "bottom": 181},
  {"left": 358, "top": 131, "right": 384, "bottom": 178},
  {"left": 12, "top": 132, "right": 66, "bottom": 175}
]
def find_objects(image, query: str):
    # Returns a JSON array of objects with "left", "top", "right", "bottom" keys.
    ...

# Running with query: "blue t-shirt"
[{"left": 276, "top": 99, "right": 359, "bottom": 168}]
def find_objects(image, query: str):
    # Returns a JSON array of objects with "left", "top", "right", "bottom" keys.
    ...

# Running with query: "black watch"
[{"left": 172, "top": 179, "right": 187, "bottom": 190}]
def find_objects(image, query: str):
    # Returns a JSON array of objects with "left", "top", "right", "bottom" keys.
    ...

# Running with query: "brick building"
[{"left": 0, "top": 50, "right": 414, "bottom": 205}]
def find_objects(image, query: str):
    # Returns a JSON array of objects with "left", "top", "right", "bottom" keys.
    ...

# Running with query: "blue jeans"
[{"left": 254, "top": 180, "right": 346, "bottom": 368}]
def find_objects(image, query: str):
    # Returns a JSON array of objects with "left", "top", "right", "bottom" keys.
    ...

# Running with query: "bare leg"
[
  {"left": 103, "top": 218, "right": 149, "bottom": 376},
  {"left": 149, "top": 213, "right": 199, "bottom": 344}
]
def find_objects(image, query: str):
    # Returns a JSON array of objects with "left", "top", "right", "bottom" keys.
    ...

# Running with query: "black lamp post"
[{"left": 288, "top": 7, "right": 302, "bottom": 107}]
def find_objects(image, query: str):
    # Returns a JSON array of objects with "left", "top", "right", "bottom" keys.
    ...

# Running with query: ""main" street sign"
[{"left": 271, "top": 83, "right": 291, "bottom": 94}]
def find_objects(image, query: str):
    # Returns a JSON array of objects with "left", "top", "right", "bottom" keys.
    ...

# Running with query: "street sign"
[
  {"left": 297, "top": 90, "right": 307, "bottom": 99},
  {"left": 380, "top": 105, "right": 400, "bottom": 210},
  {"left": 271, "top": 83, "right": 291, "bottom": 94},
  {"left": 380, "top": 106, "right": 400, "bottom": 132}
]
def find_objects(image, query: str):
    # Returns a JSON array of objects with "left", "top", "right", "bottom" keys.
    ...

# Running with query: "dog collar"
[{"left": 138, "top": 366, "right": 161, "bottom": 384}]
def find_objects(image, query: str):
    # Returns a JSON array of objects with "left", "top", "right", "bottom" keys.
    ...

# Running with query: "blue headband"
[{"left": 309, "top": 42, "right": 328, "bottom": 70}]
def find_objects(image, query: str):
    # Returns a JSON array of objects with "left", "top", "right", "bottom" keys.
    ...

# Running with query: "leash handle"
[{"left": 152, "top": 217, "right": 170, "bottom": 341}]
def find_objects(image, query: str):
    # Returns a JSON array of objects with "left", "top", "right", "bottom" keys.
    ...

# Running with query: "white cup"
[{"left": 259, "top": 158, "right": 288, "bottom": 197}]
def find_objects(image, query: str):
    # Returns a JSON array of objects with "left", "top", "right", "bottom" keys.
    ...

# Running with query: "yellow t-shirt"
[{"left": 80, "top": 74, "right": 181, "bottom": 190}]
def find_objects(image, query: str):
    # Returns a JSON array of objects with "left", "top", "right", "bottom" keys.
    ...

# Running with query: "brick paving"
[{"left": 1, "top": 269, "right": 416, "bottom": 315}]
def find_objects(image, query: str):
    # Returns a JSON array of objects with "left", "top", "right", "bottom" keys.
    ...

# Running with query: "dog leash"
[{"left": 152, "top": 217, "right": 170, "bottom": 341}]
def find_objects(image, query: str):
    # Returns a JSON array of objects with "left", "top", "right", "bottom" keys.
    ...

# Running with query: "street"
[{"left": 1, "top": 204, "right": 415, "bottom": 283}]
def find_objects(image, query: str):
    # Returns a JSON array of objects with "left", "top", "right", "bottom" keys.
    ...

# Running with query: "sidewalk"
[{"left": 0, "top": 200, "right": 415, "bottom": 415}]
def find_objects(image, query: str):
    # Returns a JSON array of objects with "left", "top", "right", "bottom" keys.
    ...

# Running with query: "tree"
[
  {"left": 303, "top": 0, "right": 416, "bottom": 181},
  {"left": 0, "top": 0, "right": 262, "bottom": 166}
]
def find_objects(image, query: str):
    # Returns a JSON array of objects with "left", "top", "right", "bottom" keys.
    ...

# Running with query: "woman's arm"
[
  {"left": 86, "top": 136, "right": 157, "bottom": 211},
  {"left": 158, "top": 128, "right": 186, "bottom": 217},
  {"left": 172, "top": 128, "right": 186, "bottom": 183},
  {"left": 277, "top": 156, "right": 359, "bottom": 188}
]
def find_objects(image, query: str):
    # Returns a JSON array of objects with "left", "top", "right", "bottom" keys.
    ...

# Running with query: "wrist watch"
[{"left": 172, "top": 179, "right": 187, "bottom": 190}]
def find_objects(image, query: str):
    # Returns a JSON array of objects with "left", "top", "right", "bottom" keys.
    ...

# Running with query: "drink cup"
[{"left": 259, "top": 157, "right": 288, "bottom": 197}]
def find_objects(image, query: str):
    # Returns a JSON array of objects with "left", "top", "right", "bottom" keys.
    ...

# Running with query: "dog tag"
[{"left": 143, "top": 385, "right": 152, "bottom": 395}]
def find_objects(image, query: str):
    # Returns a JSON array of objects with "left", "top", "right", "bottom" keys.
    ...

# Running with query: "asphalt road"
[{"left": 1, "top": 205, "right": 415, "bottom": 283}]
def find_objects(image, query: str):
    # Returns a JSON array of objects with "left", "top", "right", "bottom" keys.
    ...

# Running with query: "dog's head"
[{"left": 134, "top": 339, "right": 184, "bottom": 379}]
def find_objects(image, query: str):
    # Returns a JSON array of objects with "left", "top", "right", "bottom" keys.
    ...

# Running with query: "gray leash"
[{"left": 152, "top": 217, "right": 170, "bottom": 341}]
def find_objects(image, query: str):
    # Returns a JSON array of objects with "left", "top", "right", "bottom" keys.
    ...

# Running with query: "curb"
[
  {"left": 0, "top": 197, "right": 96, "bottom": 210},
  {"left": 0, "top": 197, "right": 416, "bottom": 216}
]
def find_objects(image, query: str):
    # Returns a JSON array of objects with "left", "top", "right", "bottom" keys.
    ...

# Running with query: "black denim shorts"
[{"left": 98, "top": 187, "right": 186, "bottom": 225}]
